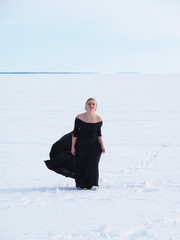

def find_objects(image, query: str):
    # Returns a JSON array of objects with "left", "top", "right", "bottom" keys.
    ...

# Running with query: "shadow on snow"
[{"left": 0, "top": 186, "right": 78, "bottom": 194}]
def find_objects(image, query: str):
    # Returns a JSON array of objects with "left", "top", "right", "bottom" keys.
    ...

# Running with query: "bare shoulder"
[
  {"left": 76, "top": 113, "right": 86, "bottom": 120},
  {"left": 96, "top": 114, "right": 103, "bottom": 122}
]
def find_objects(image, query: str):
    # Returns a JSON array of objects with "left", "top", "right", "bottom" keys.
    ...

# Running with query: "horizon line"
[
  {"left": 0, "top": 72, "right": 98, "bottom": 74},
  {"left": 0, "top": 71, "right": 141, "bottom": 75}
]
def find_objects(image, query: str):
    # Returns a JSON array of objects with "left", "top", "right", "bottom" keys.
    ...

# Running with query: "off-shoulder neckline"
[{"left": 76, "top": 117, "right": 102, "bottom": 124}]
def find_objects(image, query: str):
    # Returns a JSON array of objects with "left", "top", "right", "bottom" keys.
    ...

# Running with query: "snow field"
[{"left": 0, "top": 73, "right": 180, "bottom": 239}]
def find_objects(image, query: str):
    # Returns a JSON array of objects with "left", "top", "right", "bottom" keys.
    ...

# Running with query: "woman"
[{"left": 44, "top": 98, "right": 105, "bottom": 190}]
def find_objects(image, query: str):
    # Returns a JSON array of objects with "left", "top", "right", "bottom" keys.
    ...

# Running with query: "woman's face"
[{"left": 86, "top": 100, "right": 97, "bottom": 112}]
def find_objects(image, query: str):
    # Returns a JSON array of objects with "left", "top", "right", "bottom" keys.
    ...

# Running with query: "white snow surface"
[{"left": 0, "top": 73, "right": 180, "bottom": 240}]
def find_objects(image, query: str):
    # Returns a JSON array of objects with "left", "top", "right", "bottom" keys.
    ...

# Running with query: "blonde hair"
[{"left": 85, "top": 98, "right": 97, "bottom": 110}]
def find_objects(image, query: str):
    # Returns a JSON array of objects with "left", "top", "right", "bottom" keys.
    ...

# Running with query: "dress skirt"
[
  {"left": 44, "top": 132, "right": 76, "bottom": 179},
  {"left": 75, "top": 135, "right": 102, "bottom": 188}
]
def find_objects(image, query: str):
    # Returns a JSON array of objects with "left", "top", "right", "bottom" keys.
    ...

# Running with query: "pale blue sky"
[{"left": 0, "top": 0, "right": 180, "bottom": 73}]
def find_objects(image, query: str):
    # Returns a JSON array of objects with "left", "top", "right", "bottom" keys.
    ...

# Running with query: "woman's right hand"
[{"left": 71, "top": 147, "right": 76, "bottom": 155}]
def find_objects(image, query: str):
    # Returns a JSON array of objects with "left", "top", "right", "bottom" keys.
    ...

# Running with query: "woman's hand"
[
  {"left": 101, "top": 146, "right": 105, "bottom": 153},
  {"left": 98, "top": 136, "right": 105, "bottom": 154},
  {"left": 71, "top": 147, "right": 76, "bottom": 155},
  {"left": 71, "top": 135, "right": 77, "bottom": 155}
]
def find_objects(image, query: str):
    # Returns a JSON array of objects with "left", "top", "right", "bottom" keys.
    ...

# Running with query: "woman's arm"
[
  {"left": 71, "top": 135, "right": 77, "bottom": 155},
  {"left": 98, "top": 136, "right": 105, "bottom": 153},
  {"left": 72, "top": 117, "right": 79, "bottom": 155}
]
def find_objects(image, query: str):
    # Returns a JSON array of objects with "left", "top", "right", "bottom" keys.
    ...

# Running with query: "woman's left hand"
[{"left": 101, "top": 146, "right": 105, "bottom": 153}]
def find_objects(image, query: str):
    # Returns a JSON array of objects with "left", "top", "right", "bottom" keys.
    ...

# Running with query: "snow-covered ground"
[{"left": 0, "top": 73, "right": 180, "bottom": 240}]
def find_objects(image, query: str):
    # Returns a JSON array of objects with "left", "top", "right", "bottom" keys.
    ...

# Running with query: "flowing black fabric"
[
  {"left": 44, "top": 132, "right": 76, "bottom": 179},
  {"left": 44, "top": 118, "right": 103, "bottom": 189}
]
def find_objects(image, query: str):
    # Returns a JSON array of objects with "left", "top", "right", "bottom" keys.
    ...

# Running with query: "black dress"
[{"left": 44, "top": 118, "right": 103, "bottom": 189}]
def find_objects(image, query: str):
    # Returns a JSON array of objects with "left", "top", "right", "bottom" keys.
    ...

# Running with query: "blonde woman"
[
  {"left": 72, "top": 98, "right": 105, "bottom": 189},
  {"left": 44, "top": 98, "right": 105, "bottom": 190}
]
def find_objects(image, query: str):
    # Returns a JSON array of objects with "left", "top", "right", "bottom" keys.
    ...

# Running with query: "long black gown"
[{"left": 44, "top": 118, "right": 103, "bottom": 189}]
